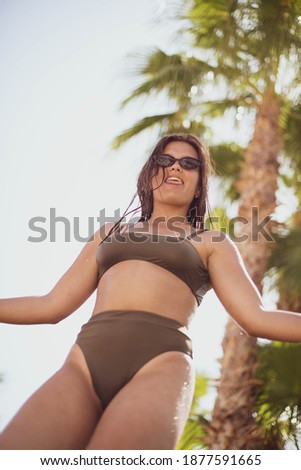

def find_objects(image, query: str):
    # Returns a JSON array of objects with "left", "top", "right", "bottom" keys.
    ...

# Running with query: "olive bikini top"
[{"left": 96, "top": 225, "right": 211, "bottom": 306}]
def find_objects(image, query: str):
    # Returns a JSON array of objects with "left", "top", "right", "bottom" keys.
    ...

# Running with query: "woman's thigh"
[
  {"left": 86, "top": 351, "right": 195, "bottom": 450},
  {"left": 0, "top": 345, "right": 102, "bottom": 450}
]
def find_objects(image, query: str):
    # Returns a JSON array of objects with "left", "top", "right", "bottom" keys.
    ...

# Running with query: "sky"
[{"left": 0, "top": 0, "right": 281, "bottom": 431}]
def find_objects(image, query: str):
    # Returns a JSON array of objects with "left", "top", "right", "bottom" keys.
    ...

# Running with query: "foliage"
[
  {"left": 281, "top": 102, "right": 301, "bottom": 195},
  {"left": 209, "top": 143, "right": 244, "bottom": 202},
  {"left": 205, "top": 206, "right": 235, "bottom": 239},
  {"left": 112, "top": 0, "right": 301, "bottom": 151},
  {"left": 177, "top": 374, "right": 210, "bottom": 449},
  {"left": 267, "top": 226, "right": 301, "bottom": 301},
  {"left": 255, "top": 342, "right": 301, "bottom": 449}
]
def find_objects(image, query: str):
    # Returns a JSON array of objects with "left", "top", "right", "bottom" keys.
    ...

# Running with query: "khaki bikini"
[{"left": 76, "top": 226, "right": 210, "bottom": 409}]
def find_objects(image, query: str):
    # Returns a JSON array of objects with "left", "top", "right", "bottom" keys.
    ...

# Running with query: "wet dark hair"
[
  {"left": 103, "top": 133, "right": 214, "bottom": 241},
  {"left": 137, "top": 133, "right": 213, "bottom": 228}
]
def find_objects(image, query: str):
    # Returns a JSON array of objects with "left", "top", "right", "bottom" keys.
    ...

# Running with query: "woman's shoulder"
[
  {"left": 193, "top": 228, "right": 227, "bottom": 242},
  {"left": 192, "top": 229, "right": 234, "bottom": 258},
  {"left": 97, "top": 221, "right": 135, "bottom": 240},
  {"left": 96, "top": 221, "right": 120, "bottom": 242}
]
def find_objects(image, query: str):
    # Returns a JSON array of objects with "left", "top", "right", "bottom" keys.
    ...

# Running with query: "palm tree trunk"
[{"left": 205, "top": 94, "right": 282, "bottom": 449}]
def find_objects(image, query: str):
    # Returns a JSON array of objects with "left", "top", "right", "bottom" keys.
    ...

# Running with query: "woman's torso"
[{"left": 91, "top": 222, "right": 211, "bottom": 326}]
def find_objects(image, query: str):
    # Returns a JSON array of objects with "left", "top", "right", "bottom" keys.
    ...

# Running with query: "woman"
[{"left": 0, "top": 133, "right": 301, "bottom": 450}]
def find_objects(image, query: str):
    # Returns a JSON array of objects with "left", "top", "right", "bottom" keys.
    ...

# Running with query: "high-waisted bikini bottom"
[{"left": 75, "top": 310, "right": 193, "bottom": 410}]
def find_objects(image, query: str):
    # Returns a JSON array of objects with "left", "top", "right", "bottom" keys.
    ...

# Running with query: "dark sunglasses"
[{"left": 153, "top": 153, "right": 201, "bottom": 170}]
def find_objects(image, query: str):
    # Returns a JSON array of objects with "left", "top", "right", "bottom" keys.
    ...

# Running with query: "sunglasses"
[{"left": 153, "top": 154, "right": 201, "bottom": 170}]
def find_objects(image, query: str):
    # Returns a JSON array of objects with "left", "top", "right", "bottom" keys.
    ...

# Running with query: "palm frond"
[
  {"left": 183, "top": 0, "right": 244, "bottom": 55},
  {"left": 163, "top": 119, "right": 207, "bottom": 137},
  {"left": 200, "top": 97, "right": 257, "bottom": 118},
  {"left": 177, "top": 415, "right": 209, "bottom": 450},
  {"left": 210, "top": 143, "right": 244, "bottom": 178},
  {"left": 206, "top": 206, "right": 236, "bottom": 237},
  {"left": 268, "top": 226, "right": 301, "bottom": 298},
  {"left": 120, "top": 49, "right": 215, "bottom": 109},
  {"left": 185, "top": 0, "right": 301, "bottom": 63},
  {"left": 178, "top": 0, "right": 301, "bottom": 99},
  {"left": 207, "top": 143, "right": 244, "bottom": 203},
  {"left": 282, "top": 103, "right": 301, "bottom": 167},
  {"left": 255, "top": 341, "right": 301, "bottom": 449},
  {"left": 177, "top": 374, "right": 210, "bottom": 450},
  {"left": 111, "top": 113, "right": 177, "bottom": 149},
  {"left": 112, "top": 109, "right": 209, "bottom": 150}
]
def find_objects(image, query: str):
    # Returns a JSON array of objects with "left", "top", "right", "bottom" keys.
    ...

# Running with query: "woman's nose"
[{"left": 170, "top": 160, "right": 182, "bottom": 171}]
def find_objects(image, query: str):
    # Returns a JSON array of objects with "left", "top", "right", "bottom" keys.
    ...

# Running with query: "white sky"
[{"left": 0, "top": 0, "right": 280, "bottom": 430}]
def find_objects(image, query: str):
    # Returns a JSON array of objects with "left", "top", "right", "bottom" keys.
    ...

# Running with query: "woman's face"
[{"left": 151, "top": 140, "right": 200, "bottom": 214}]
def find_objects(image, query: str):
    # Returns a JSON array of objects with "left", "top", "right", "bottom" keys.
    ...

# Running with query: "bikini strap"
[{"left": 187, "top": 228, "right": 208, "bottom": 240}]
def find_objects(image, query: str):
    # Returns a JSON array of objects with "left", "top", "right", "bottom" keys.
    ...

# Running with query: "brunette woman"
[{"left": 1, "top": 133, "right": 301, "bottom": 450}]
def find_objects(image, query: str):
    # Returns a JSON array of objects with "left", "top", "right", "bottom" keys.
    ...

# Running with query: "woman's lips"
[{"left": 165, "top": 177, "right": 183, "bottom": 185}]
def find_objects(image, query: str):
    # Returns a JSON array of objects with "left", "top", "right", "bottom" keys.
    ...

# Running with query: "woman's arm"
[
  {"left": 0, "top": 224, "right": 111, "bottom": 325},
  {"left": 206, "top": 231, "right": 301, "bottom": 342}
]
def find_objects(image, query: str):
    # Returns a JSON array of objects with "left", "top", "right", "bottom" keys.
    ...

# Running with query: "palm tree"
[
  {"left": 255, "top": 180, "right": 301, "bottom": 449},
  {"left": 179, "top": 115, "right": 301, "bottom": 450},
  {"left": 112, "top": 0, "right": 301, "bottom": 449}
]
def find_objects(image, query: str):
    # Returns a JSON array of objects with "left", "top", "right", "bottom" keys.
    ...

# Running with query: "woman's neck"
[
  {"left": 149, "top": 205, "right": 189, "bottom": 224},
  {"left": 146, "top": 215, "right": 192, "bottom": 235}
]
